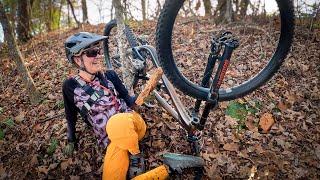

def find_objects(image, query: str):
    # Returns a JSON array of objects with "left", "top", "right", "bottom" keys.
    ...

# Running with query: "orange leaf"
[{"left": 259, "top": 113, "right": 275, "bottom": 132}]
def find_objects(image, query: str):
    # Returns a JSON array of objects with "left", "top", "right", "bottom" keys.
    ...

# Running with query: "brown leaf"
[
  {"left": 81, "top": 161, "right": 92, "bottom": 173},
  {"left": 0, "top": 164, "right": 6, "bottom": 179},
  {"left": 37, "top": 166, "right": 49, "bottom": 175},
  {"left": 48, "top": 94, "right": 56, "bottom": 100},
  {"left": 70, "top": 176, "right": 80, "bottom": 180},
  {"left": 153, "top": 140, "right": 166, "bottom": 149},
  {"left": 277, "top": 101, "right": 288, "bottom": 111},
  {"left": 205, "top": 164, "right": 218, "bottom": 178},
  {"left": 249, "top": 166, "right": 257, "bottom": 180},
  {"left": 46, "top": 111, "right": 55, "bottom": 118},
  {"left": 48, "top": 163, "right": 59, "bottom": 171},
  {"left": 245, "top": 118, "right": 257, "bottom": 132},
  {"left": 30, "top": 155, "right": 39, "bottom": 167},
  {"left": 267, "top": 91, "right": 276, "bottom": 99},
  {"left": 219, "top": 101, "right": 229, "bottom": 109},
  {"left": 254, "top": 144, "right": 265, "bottom": 154},
  {"left": 259, "top": 113, "right": 275, "bottom": 133},
  {"left": 15, "top": 111, "right": 25, "bottom": 122},
  {"left": 223, "top": 143, "right": 239, "bottom": 152},
  {"left": 238, "top": 150, "right": 249, "bottom": 158},
  {"left": 225, "top": 115, "right": 238, "bottom": 126},
  {"left": 284, "top": 92, "right": 298, "bottom": 105},
  {"left": 202, "top": 152, "right": 219, "bottom": 161},
  {"left": 60, "top": 158, "right": 72, "bottom": 171}
]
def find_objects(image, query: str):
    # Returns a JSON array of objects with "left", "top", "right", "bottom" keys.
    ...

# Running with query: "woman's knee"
[
  {"left": 106, "top": 113, "right": 133, "bottom": 132},
  {"left": 106, "top": 113, "right": 135, "bottom": 139}
]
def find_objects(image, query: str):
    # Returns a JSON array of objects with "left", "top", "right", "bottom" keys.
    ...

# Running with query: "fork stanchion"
[{"left": 193, "top": 53, "right": 218, "bottom": 115}]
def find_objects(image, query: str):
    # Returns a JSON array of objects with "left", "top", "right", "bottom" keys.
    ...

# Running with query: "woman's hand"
[{"left": 131, "top": 103, "right": 142, "bottom": 112}]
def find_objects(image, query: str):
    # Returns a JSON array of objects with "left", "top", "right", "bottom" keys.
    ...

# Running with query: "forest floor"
[{"left": 0, "top": 18, "right": 319, "bottom": 179}]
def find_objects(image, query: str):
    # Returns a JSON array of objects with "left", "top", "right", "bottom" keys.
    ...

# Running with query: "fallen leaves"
[
  {"left": 37, "top": 166, "right": 49, "bottom": 175},
  {"left": 277, "top": 101, "right": 288, "bottom": 112},
  {"left": 248, "top": 166, "right": 257, "bottom": 180},
  {"left": 223, "top": 143, "right": 239, "bottom": 152},
  {"left": 0, "top": 164, "right": 6, "bottom": 179},
  {"left": 0, "top": 16, "right": 319, "bottom": 179},
  {"left": 14, "top": 111, "right": 25, "bottom": 123},
  {"left": 152, "top": 139, "right": 166, "bottom": 149},
  {"left": 30, "top": 155, "right": 39, "bottom": 167},
  {"left": 60, "top": 158, "right": 73, "bottom": 171},
  {"left": 259, "top": 113, "right": 275, "bottom": 133},
  {"left": 314, "top": 144, "right": 320, "bottom": 160},
  {"left": 245, "top": 117, "right": 257, "bottom": 132}
]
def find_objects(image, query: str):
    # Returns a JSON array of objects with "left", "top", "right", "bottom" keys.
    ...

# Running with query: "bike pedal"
[{"left": 162, "top": 153, "right": 205, "bottom": 174}]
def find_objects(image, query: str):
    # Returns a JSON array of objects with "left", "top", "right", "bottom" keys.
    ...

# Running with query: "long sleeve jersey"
[{"left": 62, "top": 70, "right": 136, "bottom": 148}]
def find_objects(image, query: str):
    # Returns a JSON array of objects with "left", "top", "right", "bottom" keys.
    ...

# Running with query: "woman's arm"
[
  {"left": 105, "top": 70, "right": 137, "bottom": 107},
  {"left": 62, "top": 79, "right": 79, "bottom": 144}
]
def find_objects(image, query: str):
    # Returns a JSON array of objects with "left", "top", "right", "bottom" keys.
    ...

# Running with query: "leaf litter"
[{"left": 0, "top": 18, "right": 319, "bottom": 179}]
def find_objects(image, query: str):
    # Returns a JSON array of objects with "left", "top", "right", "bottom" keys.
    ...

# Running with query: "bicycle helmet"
[{"left": 65, "top": 32, "right": 107, "bottom": 63}]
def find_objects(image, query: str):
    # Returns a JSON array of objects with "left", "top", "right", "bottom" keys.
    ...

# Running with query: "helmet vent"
[{"left": 67, "top": 43, "right": 76, "bottom": 48}]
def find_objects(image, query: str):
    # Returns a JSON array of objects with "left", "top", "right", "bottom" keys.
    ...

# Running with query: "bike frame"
[{"left": 105, "top": 32, "right": 239, "bottom": 155}]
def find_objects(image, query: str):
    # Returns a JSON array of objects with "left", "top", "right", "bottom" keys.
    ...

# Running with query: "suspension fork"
[
  {"left": 193, "top": 54, "right": 219, "bottom": 115},
  {"left": 194, "top": 38, "right": 239, "bottom": 131}
]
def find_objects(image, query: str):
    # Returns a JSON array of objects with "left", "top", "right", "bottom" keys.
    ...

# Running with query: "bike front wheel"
[{"left": 156, "top": 0, "right": 294, "bottom": 101}]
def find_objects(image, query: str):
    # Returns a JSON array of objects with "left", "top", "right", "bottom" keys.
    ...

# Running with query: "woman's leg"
[{"left": 102, "top": 112, "right": 146, "bottom": 180}]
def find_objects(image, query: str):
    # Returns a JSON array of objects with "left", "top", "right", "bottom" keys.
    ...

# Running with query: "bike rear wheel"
[
  {"left": 103, "top": 19, "right": 139, "bottom": 69},
  {"left": 156, "top": 0, "right": 294, "bottom": 101}
]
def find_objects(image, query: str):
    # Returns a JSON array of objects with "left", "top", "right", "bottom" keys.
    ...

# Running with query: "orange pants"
[{"left": 102, "top": 112, "right": 146, "bottom": 180}]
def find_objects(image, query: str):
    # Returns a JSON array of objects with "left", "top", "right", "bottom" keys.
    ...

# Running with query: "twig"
[{"left": 39, "top": 113, "right": 64, "bottom": 123}]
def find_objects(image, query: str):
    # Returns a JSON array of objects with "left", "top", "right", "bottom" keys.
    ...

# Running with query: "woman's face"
[{"left": 75, "top": 47, "right": 103, "bottom": 74}]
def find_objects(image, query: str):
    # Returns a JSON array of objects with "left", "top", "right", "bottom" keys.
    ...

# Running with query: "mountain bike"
[{"left": 103, "top": 0, "right": 294, "bottom": 177}]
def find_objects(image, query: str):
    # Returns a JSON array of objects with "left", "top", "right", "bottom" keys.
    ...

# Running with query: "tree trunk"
[
  {"left": 46, "top": 0, "right": 53, "bottom": 31},
  {"left": 81, "top": 0, "right": 89, "bottom": 24},
  {"left": 216, "top": 0, "right": 233, "bottom": 23},
  {"left": 155, "top": 0, "right": 162, "bottom": 18},
  {"left": 0, "top": 2, "right": 42, "bottom": 104},
  {"left": 240, "top": 0, "right": 249, "bottom": 17},
  {"left": 112, "top": 0, "right": 134, "bottom": 94},
  {"left": 66, "top": 0, "right": 81, "bottom": 28},
  {"left": 58, "top": 0, "right": 63, "bottom": 29},
  {"left": 17, "top": 0, "right": 31, "bottom": 42},
  {"left": 123, "top": 0, "right": 128, "bottom": 20},
  {"left": 224, "top": 0, "right": 233, "bottom": 22},
  {"left": 67, "top": 1, "right": 71, "bottom": 27},
  {"left": 141, "top": 0, "right": 146, "bottom": 21},
  {"left": 234, "top": 0, "right": 239, "bottom": 15},
  {"left": 203, "top": 0, "right": 212, "bottom": 16},
  {"left": 111, "top": 2, "right": 114, "bottom": 20}
]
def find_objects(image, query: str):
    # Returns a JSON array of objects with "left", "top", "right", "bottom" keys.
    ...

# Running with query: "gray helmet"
[{"left": 64, "top": 32, "right": 107, "bottom": 63}]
